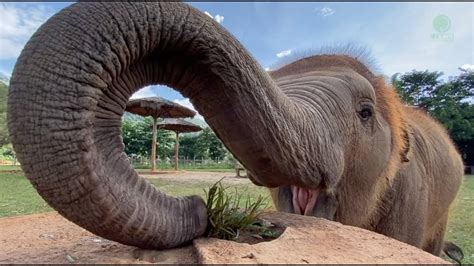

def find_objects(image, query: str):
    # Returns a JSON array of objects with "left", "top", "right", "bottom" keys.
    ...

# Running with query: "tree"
[
  {"left": 0, "top": 83, "right": 9, "bottom": 147},
  {"left": 121, "top": 116, "right": 230, "bottom": 162},
  {"left": 0, "top": 116, "right": 8, "bottom": 147},
  {"left": 121, "top": 117, "right": 174, "bottom": 160},
  {"left": 392, "top": 70, "right": 474, "bottom": 165},
  {"left": 179, "top": 134, "right": 198, "bottom": 159},
  {"left": 200, "top": 128, "right": 228, "bottom": 160},
  {"left": 392, "top": 70, "right": 443, "bottom": 108},
  {"left": 179, "top": 127, "right": 229, "bottom": 160}
]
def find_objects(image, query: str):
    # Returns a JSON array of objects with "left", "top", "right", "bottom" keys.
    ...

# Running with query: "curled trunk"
[{"left": 7, "top": 2, "right": 317, "bottom": 249}]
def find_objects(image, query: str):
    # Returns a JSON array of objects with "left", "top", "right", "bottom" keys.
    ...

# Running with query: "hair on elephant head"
[{"left": 7, "top": 2, "right": 462, "bottom": 256}]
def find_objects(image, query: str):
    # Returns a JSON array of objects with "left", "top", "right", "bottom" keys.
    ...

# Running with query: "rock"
[{"left": 193, "top": 212, "right": 448, "bottom": 264}]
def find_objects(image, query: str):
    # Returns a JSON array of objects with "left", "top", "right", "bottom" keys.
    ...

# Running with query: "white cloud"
[
  {"left": 204, "top": 11, "right": 213, "bottom": 19},
  {"left": 276, "top": 49, "right": 292, "bottom": 58},
  {"left": 315, "top": 7, "right": 335, "bottom": 17},
  {"left": 0, "top": 3, "right": 55, "bottom": 59},
  {"left": 0, "top": 38, "right": 23, "bottom": 59},
  {"left": 173, "top": 98, "right": 204, "bottom": 120},
  {"left": 214, "top": 14, "right": 224, "bottom": 23},
  {"left": 204, "top": 11, "right": 224, "bottom": 24},
  {"left": 264, "top": 67, "right": 270, "bottom": 71},
  {"left": 459, "top": 64, "right": 474, "bottom": 72},
  {"left": 130, "top": 86, "right": 157, "bottom": 99}
]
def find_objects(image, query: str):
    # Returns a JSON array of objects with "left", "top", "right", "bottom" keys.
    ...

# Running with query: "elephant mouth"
[{"left": 291, "top": 186, "right": 322, "bottom": 215}]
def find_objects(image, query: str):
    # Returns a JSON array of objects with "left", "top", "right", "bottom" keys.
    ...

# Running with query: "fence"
[
  {"left": 0, "top": 159, "right": 18, "bottom": 165},
  {"left": 130, "top": 156, "right": 235, "bottom": 170},
  {"left": 466, "top": 165, "right": 474, "bottom": 175}
]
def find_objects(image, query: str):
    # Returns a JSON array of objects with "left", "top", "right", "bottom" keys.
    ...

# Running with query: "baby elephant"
[{"left": 261, "top": 55, "right": 463, "bottom": 259}]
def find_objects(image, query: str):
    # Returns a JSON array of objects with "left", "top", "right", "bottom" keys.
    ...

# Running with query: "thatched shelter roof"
[
  {"left": 126, "top": 97, "right": 195, "bottom": 118},
  {"left": 157, "top": 118, "right": 203, "bottom": 133}
]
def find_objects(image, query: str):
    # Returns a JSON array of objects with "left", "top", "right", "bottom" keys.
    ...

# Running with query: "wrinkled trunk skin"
[{"left": 7, "top": 2, "right": 319, "bottom": 249}]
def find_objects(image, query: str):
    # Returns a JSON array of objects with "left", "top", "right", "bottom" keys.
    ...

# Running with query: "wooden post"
[
  {"left": 175, "top": 131, "right": 180, "bottom": 171},
  {"left": 151, "top": 117, "right": 158, "bottom": 172}
]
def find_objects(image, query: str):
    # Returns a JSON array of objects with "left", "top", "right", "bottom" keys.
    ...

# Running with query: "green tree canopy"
[
  {"left": 179, "top": 127, "right": 229, "bottom": 160},
  {"left": 0, "top": 83, "right": 9, "bottom": 147},
  {"left": 392, "top": 70, "right": 474, "bottom": 165},
  {"left": 121, "top": 116, "right": 174, "bottom": 159},
  {"left": 121, "top": 116, "right": 229, "bottom": 161}
]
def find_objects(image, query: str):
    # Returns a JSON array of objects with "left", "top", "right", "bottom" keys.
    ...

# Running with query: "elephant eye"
[{"left": 358, "top": 106, "right": 373, "bottom": 121}]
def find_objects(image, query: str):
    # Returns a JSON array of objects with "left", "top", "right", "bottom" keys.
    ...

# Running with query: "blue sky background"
[{"left": 0, "top": 2, "right": 472, "bottom": 114}]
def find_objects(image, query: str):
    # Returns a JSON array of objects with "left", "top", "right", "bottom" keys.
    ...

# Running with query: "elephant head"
[
  {"left": 267, "top": 57, "right": 410, "bottom": 226},
  {"left": 7, "top": 2, "right": 410, "bottom": 249}
]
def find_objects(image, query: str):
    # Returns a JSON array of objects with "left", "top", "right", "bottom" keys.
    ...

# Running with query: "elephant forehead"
[{"left": 276, "top": 68, "right": 376, "bottom": 105}]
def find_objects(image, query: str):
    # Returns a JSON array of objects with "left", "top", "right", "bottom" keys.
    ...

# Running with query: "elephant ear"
[
  {"left": 372, "top": 76, "right": 411, "bottom": 165},
  {"left": 400, "top": 121, "right": 411, "bottom": 163}
]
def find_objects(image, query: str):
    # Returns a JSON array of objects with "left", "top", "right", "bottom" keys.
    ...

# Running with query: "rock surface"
[
  {"left": 194, "top": 212, "right": 448, "bottom": 264},
  {"left": 0, "top": 212, "right": 447, "bottom": 264}
]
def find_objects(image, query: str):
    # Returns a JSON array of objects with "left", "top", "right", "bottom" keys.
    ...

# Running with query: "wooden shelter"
[
  {"left": 157, "top": 118, "right": 202, "bottom": 171},
  {"left": 125, "top": 97, "right": 195, "bottom": 172}
]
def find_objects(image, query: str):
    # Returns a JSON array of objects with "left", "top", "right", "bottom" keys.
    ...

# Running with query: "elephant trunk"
[{"left": 7, "top": 2, "right": 307, "bottom": 249}]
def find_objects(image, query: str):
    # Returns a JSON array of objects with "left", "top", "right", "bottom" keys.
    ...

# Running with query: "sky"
[{"left": 0, "top": 2, "right": 472, "bottom": 116}]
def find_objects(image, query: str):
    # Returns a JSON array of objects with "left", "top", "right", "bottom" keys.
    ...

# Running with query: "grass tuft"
[{"left": 204, "top": 179, "right": 278, "bottom": 241}]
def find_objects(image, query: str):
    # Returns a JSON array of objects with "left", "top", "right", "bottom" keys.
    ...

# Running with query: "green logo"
[{"left": 433, "top": 15, "right": 451, "bottom": 33}]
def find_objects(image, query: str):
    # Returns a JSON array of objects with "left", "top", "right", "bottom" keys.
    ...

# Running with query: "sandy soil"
[{"left": 0, "top": 212, "right": 197, "bottom": 264}]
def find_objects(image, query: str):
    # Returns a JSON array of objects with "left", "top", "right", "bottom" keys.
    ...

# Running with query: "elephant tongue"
[{"left": 291, "top": 186, "right": 320, "bottom": 215}]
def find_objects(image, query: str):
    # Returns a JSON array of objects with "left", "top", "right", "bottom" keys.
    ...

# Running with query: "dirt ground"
[{"left": 0, "top": 212, "right": 199, "bottom": 264}]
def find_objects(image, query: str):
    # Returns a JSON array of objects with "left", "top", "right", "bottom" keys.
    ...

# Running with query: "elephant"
[{"left": 7, "top": 1, "right": 463, "bottom": 257}]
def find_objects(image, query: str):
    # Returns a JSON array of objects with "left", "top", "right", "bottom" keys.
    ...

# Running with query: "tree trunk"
[
  {"left": 151, "top": 117, "right": 158, "bottom": 172},
  {"left": 175, "top": 131, "right": 180, "bottom": 171}
]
